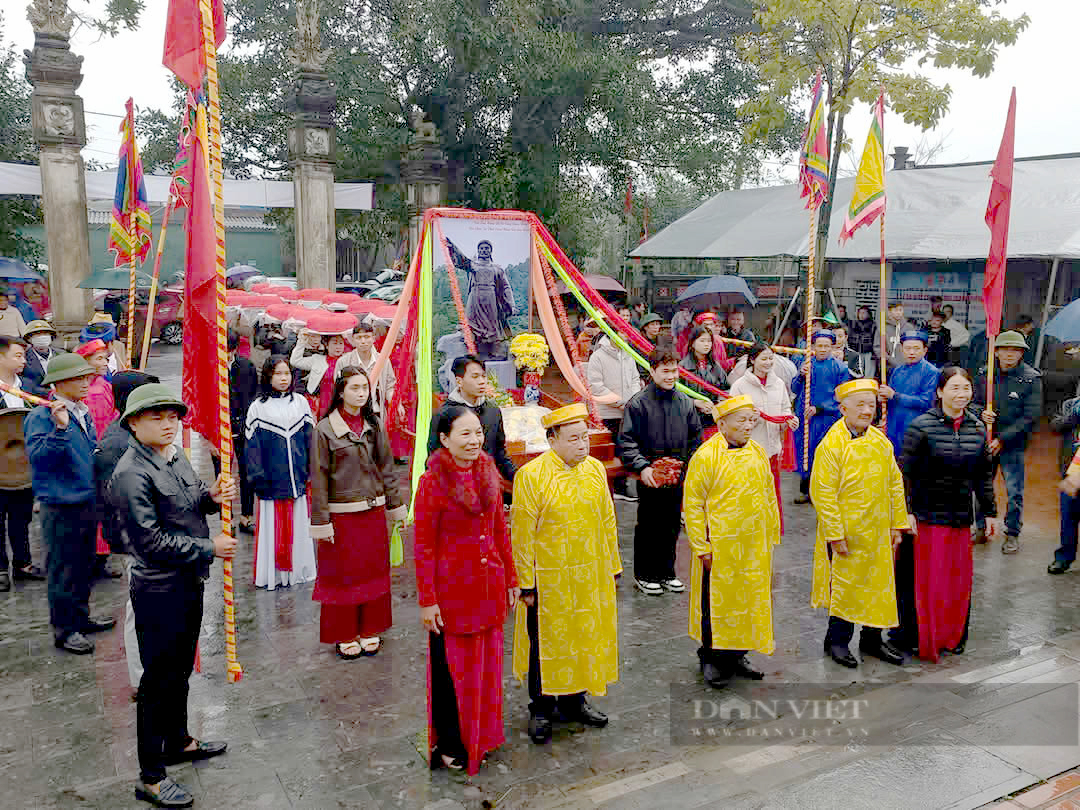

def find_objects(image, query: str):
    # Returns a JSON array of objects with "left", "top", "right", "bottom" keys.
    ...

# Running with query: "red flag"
[
  {"left": 624, "top": 180, "right": 632, "bottom": 215},
  {"left": 983, "top": 88, "right": 1016, "bottom": 339},
  {"left": 181, "top": 98, "right": 219, "bottom": 442},
  {"left": 163, "top": 0, "right": 226, "bottom": 90}
]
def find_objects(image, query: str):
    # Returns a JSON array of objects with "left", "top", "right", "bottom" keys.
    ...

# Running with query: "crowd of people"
[{"left": 1, "top": 291, "right": 1072, "bottom": 806}]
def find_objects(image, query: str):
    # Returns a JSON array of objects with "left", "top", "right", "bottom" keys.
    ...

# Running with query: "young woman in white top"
[{"left": 729, "top": 342, "right": 799, "bottom": 532}]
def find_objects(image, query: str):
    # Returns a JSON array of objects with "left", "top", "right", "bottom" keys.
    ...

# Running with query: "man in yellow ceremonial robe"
[
  {"left": 512, "top": 403, "right": 621, "bottom": 745},
  {"left": 683, "top": 395, "right": 780, "bottom": 688},
  {"left": 810, "top": 378, "right": 909, "bottom": 669}
]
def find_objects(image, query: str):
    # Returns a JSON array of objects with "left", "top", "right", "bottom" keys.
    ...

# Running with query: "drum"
[{"left": 0, "top": 407, "right": 31, "bottom": 490}]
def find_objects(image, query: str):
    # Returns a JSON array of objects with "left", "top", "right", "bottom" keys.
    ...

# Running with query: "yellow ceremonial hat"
[
  {"left": 835, "top": 378, "right": 879, "bottom": 400},
  {"left": 715, "top": 395, "right": 755, "bottom": 420},
  {"left": 541, "top": 402, "right": 589, "bottom": 429}
]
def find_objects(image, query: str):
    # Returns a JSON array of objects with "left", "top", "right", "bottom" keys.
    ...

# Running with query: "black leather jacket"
[{"left": 109, "top": 436, "right": 220, "bottom": 585}]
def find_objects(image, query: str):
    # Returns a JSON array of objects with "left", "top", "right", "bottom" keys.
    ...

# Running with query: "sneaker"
[
  {"left": 661, "top": 578, "right": 685, "bottom": 593},
  {"left": 1048, "top": 560, "right": 1071, "bottom": 575},
  {"left": 613, "top": 492, "right": 638, "bottom": 502},
  {"left": 1001, "top": 535, "right": 1021, "bottom": 555},
  {"left": 635, "top": 579, "right": 663, "bottom": 595}
]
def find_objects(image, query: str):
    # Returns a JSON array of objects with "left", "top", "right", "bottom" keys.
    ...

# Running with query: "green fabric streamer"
[
  {"left": 536, "top": 239, "right": 709, "bottom": 403},
  {"left": 408, "top": 224, "right": 435, "bottom": 521},
  {"left": 389, "top": 522, "right": 404, "bottom": 567}
]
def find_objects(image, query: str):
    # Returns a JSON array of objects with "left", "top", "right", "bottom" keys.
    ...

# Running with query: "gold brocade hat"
[
  {"left": 541, "top": 402, "right": 588, "bottom": 429},
  {"left": 835, "top": 378, "right": 879, "bottom": 400},
  {"left": 715, "top": 395, "right": 754, "bottom": 420}
]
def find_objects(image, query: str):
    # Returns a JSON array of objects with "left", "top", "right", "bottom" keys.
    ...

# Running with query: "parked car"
[
  {"left": 95, "top": 288, "right": 185, "bottom": 345},
  {"left": 364, "top": 282, "right": 404, "bottom": 303}
]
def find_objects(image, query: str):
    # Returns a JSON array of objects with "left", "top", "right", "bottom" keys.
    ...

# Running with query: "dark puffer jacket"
[
  {"left": 617, "top": 382, "right": 704, "bottom": 481},
  {"left": 899, "top": 407, "right": 997, "bottom": 527}
]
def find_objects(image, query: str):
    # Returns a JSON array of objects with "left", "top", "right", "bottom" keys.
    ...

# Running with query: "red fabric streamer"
[
  {"left": 435, "top": 222, "right": 476, "bottom": 354},
  {"left": 163, "top": 0, "right": 226, "bottom": 90},
  {"left": 984, "top": 88, "right": 1016, "bottom": 339}
]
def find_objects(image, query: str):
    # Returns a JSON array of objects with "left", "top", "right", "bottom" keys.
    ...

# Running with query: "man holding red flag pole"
[{"left": 976, "top": 89, "right": 1025, "bottom": 554}]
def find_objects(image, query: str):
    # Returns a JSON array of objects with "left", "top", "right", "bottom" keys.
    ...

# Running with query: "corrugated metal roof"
[{"left": 87, "top": 210, "right": 275, "bottom": 231}]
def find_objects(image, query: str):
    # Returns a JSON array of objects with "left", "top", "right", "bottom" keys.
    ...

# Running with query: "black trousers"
[
  {"left": 633, "top": 484, "right": 682, "bottom": 582},
  {"left": 0, "top": 488, "right": 34, "bottom": 571},
  {"left": 603, "top": 420, "right": 628, "bottom": 495},
  {"left": 825, "top": 616, "right": 882, "bottom": 649},
  {"left": 42, "top": 501, "right": 97, "bottom": 640},
  {"left": 527, "top": 602, "right": 585, "bottom": 717},
  {"left": 698, "top": 569, "right": 747, "bottom": 666},
  {"left": 889, "top": 531, "right": 919, "bottom": 650},
  {"left": 428, "top": 632, "right": 466, "bottom": 759},
  {"left": 132, "top": 578, "right": 203, "bottom": 785},
  {"left": 210, "top": 435, "right": 254, "bottom": 517}
]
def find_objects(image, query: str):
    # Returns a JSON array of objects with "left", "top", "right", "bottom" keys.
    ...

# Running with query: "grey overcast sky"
[{"left": 6, "top": 0, "right": 1071, "bottom": 174}]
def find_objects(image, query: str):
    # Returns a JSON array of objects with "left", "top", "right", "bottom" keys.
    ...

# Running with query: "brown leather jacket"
[{"left": 310, "top": 409, "right": 406, "bottom": 540}]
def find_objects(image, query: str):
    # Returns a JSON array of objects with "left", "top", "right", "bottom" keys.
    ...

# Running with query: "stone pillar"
[
  {"left": 400, "top": 109, "right": 447, "bottom": 262},
  {"left": 24, "top": 0, "right": 92, "bottom": 338},
  {"left": 286, "top": 0, "right": 336, "bottom": 291}
]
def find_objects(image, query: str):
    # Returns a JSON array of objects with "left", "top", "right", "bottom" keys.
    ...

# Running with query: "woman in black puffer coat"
[{"left": 897, "top": 366, "right": 996, "bottom": 663}]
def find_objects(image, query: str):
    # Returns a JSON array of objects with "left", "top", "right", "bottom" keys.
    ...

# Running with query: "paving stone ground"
[{"left": 4, "top": 344, "right": 1080, "bottom": 809}]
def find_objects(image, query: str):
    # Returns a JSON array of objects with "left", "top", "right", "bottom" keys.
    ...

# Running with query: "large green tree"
[
  {"left": 139, "top": 0, "right": 800, "bottom": 263},
  {"left": 0, "top": 12, "right": 43, "bottom": 264},
  {"left": 738, "top": 0, "right": 1029, "bottom": 285}
]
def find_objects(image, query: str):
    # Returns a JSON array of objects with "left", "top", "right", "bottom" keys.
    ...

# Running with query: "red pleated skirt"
[
  {"left": 427, "top": 626, "right": 505, "bottom": 776},
  {"left": 914, "top": 522, "right": 972, "bottom": 663}
]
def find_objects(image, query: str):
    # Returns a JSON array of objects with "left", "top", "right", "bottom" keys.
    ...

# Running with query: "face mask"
[{"left": 30, "top": 335, "right": 52, "bottom": 350}]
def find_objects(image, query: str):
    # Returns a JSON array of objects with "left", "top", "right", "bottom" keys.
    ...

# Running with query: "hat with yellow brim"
[
  {"left": 541, "top": 402, "right": 589, "bottom": 430},
  {"left": 835, "top": 378, "right": 879, "bottom": 400},
  {"left": 715, "top": 394, "right": 755, "bottom": 420}
]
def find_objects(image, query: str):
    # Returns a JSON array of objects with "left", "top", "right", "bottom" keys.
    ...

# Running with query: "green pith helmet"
[{"left": 121, "top": 383, "right": 189, "bottom": 423}]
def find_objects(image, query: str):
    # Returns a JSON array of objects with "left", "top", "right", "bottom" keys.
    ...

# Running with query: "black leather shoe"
[
  {"left": 702, "top": 661, "right": 731, "bottom": 688},
  {"left": 732, "top": 656, "right": 765, "bottom": 680},
  {"left": 528, "top": 713, "right": 552, "bottom": 744},
  {"left": 84, "top": 616, "right": 117, "bottom": 634},
  {"left": 569, "top": 701, "right": 608, "bottom": 728},
  {"left": 135, "top": 777, "right": 195, "bottom": 808},
  {"left": 162, "top": 739, "right": 227, "bottom": 765},
  {"left": 0, "top": 572, "right": 8, "bottom": 592},
  {"left": 828, "top": 644, "right": 858, "bottom": 668},
  {"left": 56, "top": 632, "right": 95, "bottom": 654},
  {"left": 860, "top": 640, "right": 905, "bottom": 666},
  {"left": 12, "top": 564, "right": 45, "bottom": 581},
  {"left": 948, "top": 641, "right": 967, "bottom": 655},
  {"left": 793, "top": 493, "right": 811, "bottom": 504},
  {"left": 1048, "top": 560, "right": 1071, "bottom": 575}
]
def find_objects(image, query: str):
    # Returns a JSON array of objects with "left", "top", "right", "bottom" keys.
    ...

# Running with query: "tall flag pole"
[
  {"left": 839, "top": 89, "right": 887, "bottom": 414},
  {"left": 108, "top": 98, "right": 152, "bottom": 365},
  {"left": 140, "top": 94, "right": 196, "bottom": 370},
  {"left": 983, "top": 88, "right": 1017, "bottom": 441},
  {"left": 163, "top": 0, "right": 237, "bottom": 681},
  {"left": 798, "top": 70, "right": 830, "bottom": 469}
]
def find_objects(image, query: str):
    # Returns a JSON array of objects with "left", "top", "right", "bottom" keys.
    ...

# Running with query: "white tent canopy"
[
  {"left": 631, "top": 155, "right": 1080, "bottom": 261},
  {"left": 0, "top": 161, "right": 374, "bottom": 210}
]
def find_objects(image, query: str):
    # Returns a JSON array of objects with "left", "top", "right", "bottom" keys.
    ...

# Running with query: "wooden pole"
[
  {"left": 803, "top": 209, "right": 817, "bottom": 470},
  {"left": 199, "top": 0, "right": 241, "bottom": 683},
  {"left": 0, "top": 381, "right": 49, "bottom": 408},
  {"left": 140, "top": 197, "right": 175, "bottom": 371},
  {"left": 879, "top": 211, "right": 888, "bottom": 424},
  {"left": 1035, "top": 257, "right": 1061, "bottom": 368},
  {"left": 773, "top": 285, "right": 801, "bottom": 344},
  {"left": 716, "top": 335, "right": 808, "bottom": 355}
]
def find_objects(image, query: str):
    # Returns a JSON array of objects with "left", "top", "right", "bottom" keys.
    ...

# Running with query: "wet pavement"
[{"left": 4, "top": 345, "right": 1080, "bottom": 809}]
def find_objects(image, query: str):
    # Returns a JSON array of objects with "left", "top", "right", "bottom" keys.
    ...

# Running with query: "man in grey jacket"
[{"left": 588, "top": 334, "right": 642, "bottom": 500}]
